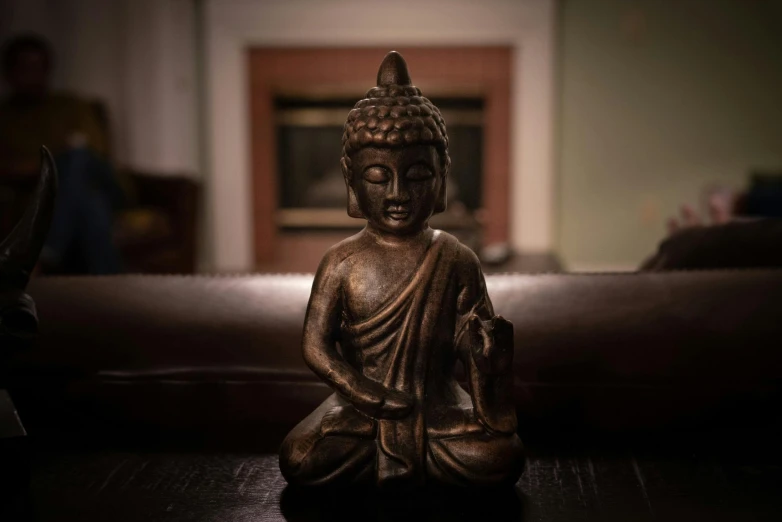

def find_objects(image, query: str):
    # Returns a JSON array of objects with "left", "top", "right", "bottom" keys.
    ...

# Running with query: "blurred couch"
[{"left": 9, "top": 270, "right": 782, "bottom": 451}]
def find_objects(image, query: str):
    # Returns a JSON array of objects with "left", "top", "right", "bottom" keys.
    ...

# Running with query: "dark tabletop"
[
  {"left": 7, "top": 385, "right": 782, "bottom": 521},
  {"left": 18, "top": 446, "right": 782, "bottom": 522}
]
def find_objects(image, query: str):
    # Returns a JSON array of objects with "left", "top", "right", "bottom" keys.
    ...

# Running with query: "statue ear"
[
  {"left": 434, "top": 176, "right": 447, "bottom": 213},
  {"left": 346, "top": 184, "right": 365, "bottom": 218},
  {"left": 342, "top": 157, "right": 365, "bottom": 218},
  {"left": 433, "top": 151, "right": 449, "bottom": 214}
]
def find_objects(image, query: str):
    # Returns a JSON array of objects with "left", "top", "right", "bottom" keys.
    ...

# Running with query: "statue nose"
[{"left": 386, "top": 176, "right": 410, "bottom": 205}]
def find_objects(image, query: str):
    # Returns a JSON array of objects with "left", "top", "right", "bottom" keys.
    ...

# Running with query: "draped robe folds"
[
  {"left": 341, "top": 231, "right": 456, "bottom": 485},
  {"left": 280, "top": 231, "right": 524, "bottom": 487}
]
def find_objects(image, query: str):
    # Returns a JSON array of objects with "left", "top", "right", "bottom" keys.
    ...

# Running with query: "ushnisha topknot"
[{"left": 340, "top": 51, "right": 450, "bottom": 179}]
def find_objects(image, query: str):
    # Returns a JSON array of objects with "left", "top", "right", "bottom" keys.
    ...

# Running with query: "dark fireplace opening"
[{"left": 275, "top": 96, "right": 484, "bottom": 233}]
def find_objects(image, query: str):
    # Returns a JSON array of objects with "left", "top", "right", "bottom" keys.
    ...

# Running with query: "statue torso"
[
  {"left": 339, "top": 228, "right": 436, "bottom": 323},
  {"left": 333, "top": 229, "right": 465, "bottom": 404}
]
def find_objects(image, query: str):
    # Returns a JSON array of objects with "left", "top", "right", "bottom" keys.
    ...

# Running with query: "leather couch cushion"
[
  {"left": 9, "top": 270, "right": 782, "bottom": 447},
  {"left": 21, "top": 271, "right": 782, "bottom": 383}
]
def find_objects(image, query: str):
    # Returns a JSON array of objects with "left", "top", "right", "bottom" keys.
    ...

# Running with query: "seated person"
[
  {"left": 641, "top": 217, "right": 782, "bottom": 271},
  {"left": 641, "top": 182, "right": 782, "bottom": 270},
  {"left": 279, "top": 52, "right": 524, "bottom": 489},
  {"left": 0, "top": 33, "right": 123, "bottom": 274}
]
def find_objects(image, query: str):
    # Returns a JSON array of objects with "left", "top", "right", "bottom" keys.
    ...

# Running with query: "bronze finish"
[{"left": 279, "top": 52, "right": 524, "bottom": 488}]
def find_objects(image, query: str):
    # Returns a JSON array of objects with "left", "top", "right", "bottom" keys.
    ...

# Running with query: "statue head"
[
  {"left": 341, "top": 51, "right": 450, "bottom": 235},
  {"left": 0, "top": 147, "right": 56, "bottom": 348}
]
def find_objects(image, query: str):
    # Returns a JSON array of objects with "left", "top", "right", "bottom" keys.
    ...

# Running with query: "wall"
[
  {"left": 0, "top": 0, "right": 126, "bottom": 158},
  {"left": 122, "top": 0, "right": 199, "bottom": 174},
  {"left": 558, "top": 0, "right": 782, "bottom": 271},
  {"left": 203, "top": 0, "right": 557, "bottom": 272},
  {"left": 0, "top": 0, "right": 198, "bottom": 174}
]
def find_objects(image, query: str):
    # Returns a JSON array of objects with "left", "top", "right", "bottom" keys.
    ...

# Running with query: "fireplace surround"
[{"left": 248, "top": 47, "right": 512, "bottom": 269}]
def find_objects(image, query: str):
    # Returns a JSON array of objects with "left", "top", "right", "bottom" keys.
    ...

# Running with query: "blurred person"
[
  {"left": 641, "top": 180, "right": 782, "bottom": 271},
  {"left": 665, "top": 186, "right": 736, "bottom": 235},
  {"left": 0, "top": 33, "right": 123, "bottom": 274}
]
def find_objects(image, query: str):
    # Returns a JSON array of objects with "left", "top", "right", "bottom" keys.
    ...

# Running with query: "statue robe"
[{"left": 280, "top": 231, "right": 523, "bottom": 487}]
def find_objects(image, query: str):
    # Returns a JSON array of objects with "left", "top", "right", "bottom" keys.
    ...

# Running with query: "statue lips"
[{"left": 385, "top": 206, "right": 411, "bottom": 221}]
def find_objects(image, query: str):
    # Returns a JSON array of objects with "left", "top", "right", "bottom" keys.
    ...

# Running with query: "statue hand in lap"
[
  {"left": 350, "top": 375, "right": 414, "bottom": 420},
  {"left": 279, "top": 51, "right": 524, "bottom": 489}
]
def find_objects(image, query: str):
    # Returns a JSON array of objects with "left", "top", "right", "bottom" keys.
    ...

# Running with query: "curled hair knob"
[{"left": 376, "top": 51, "right": 412, "bottom": 87}]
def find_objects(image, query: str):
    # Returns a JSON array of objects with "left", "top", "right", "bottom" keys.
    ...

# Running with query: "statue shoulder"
[
  {"left": 430, "top": 230, "right": 484, "bottom": 284},
  {"left": 448, "top": 239, "right": 491, "bottom": 314},
  {"left": 450, "top": 239, "right": 482, "bottom": 274},
  {"left": 316, "top": 230, "right": 372, "bottom": 277},
  {"left": 431, "top": 229, "right": 473, "bottom": 255}
]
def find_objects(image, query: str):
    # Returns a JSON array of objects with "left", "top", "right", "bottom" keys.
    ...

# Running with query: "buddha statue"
[{"left": 279, "top": 52, "right": 524, "bottom": 489}]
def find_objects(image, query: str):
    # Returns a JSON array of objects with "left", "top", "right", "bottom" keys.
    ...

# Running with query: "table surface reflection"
[{"left": 24, "top": 448, "right": 782, "bottom": 521}]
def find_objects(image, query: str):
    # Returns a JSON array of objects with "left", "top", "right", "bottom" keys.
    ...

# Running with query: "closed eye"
[
  {"left": 362, "top": 166, "right": 390, "bottom": 184},
  {"left": 405, "top": 163, "right": 434, "bottom": 181}
]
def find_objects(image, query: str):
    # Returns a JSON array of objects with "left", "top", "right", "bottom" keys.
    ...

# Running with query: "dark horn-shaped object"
[{"left": 0, "top": 146, "right": 58, "bottom": 290}]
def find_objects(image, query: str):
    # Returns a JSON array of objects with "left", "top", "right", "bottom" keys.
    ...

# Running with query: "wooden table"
[{"left": 22, "top": 446, "right": 782, "bottom": 521}]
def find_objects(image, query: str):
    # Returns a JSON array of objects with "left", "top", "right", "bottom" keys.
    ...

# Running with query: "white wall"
[
  {"left": 122, "top": 0, "right": 199, "bottom": 174},
  {"left": 0, "top": 0, "right": 198, "bottom": 175},
  {"left": 558, "top": 0, "right": 782, "bottom": 271},
  {"left": 203, "top": 0, "right": 558, "bottom": 272},
  {"left": 0, "top": 0, "right": 126, "bottom": 157}
]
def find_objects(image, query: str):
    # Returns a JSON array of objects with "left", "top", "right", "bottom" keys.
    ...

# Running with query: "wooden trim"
[
  {"left": 248, "top": 47, "right": 513, "bottom": 265},
  {"left": 248, "top": 63, "right": 278, "bottom": 264}
]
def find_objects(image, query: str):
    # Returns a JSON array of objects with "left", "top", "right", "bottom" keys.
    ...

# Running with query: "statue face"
[{"left": 350, "top": 145, "right": 443, "bottom": 235}]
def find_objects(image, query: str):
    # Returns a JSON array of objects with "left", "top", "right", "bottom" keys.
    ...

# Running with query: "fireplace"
[
  {"left": 275, "top": 96, "right": 484, "bottom": 236},
  {"left": 249, "top": 48, "right": 511, "bottom": 271}
]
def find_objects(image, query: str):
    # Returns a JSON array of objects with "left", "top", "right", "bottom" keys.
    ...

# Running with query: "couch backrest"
[{"left": 10, "top": 270, "right": 782, "bottom": 449}]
